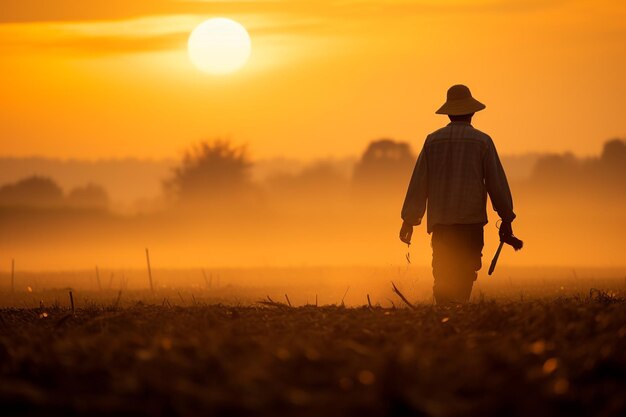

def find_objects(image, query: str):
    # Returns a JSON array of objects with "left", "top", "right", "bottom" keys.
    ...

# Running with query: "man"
[{"left": 399, "top": 84, "right": 516, "bottom": 305}]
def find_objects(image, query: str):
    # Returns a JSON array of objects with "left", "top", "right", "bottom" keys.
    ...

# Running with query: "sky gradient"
[{"left": 1, "top": 0, "right": 625, "bottom": 160}]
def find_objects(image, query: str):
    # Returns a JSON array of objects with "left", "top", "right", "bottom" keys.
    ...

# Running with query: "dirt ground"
[{"left": 1, "top": 293, "right": 625, "bottom": 417}]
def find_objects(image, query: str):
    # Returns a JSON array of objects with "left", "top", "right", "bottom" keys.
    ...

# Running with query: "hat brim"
[{"left": 435, "top": 97, "right": 486, "bottom": 115}]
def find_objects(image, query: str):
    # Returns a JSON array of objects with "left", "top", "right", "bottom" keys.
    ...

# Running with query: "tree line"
[
  {"left": 0, "top": 177, "right": 109, "bottom": 209},
  {"left": 1, "top": 138, "right": 624, "bottom": 210}
]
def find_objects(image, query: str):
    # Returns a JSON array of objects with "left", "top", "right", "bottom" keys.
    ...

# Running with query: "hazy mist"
[{"left": 0, "top": 138, "right": 624, "bottom": 272}]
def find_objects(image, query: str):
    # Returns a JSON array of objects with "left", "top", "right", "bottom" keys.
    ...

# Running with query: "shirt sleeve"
[
  {"left": 484, "top": 138, "right": 516, "bottom": 222},
  {"left": 401, "top": 143, "right": 428, "bottom": 225}
]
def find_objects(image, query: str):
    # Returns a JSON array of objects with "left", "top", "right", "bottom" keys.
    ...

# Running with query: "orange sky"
[{"left": 1, "top": 0, "right": 625, "bottom": 160}]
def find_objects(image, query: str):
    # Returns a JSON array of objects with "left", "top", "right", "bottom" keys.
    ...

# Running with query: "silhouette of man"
[{"left": 399, "top": 84, "right": 516, "bottom": 305}]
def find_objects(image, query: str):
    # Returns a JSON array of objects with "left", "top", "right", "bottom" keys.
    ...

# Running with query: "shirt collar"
[{"left": 447, "top": 121, "right": 473, "bottom": 126}]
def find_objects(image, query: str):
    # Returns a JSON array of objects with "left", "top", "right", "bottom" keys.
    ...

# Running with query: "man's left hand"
[
  {"left": 499, "top": 220, "right": 513, "bottom": 241},
  {"left": 399, "top": 221, "right": 413, "bottom": 245}
]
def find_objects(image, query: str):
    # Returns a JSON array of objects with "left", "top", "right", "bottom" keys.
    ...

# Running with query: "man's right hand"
[
  {"left": 499, "top": 220, "right": 513, "bottom": 241},
  {"left": 399, "top": 221, "right": 413, "bottom": 245}
]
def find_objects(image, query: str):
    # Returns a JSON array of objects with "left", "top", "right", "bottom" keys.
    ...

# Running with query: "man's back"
[{"left": 402, "top": 121, "right": 515, "bottom": 233}]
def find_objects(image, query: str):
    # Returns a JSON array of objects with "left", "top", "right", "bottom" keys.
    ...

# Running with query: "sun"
[{"left": 187, "top": 18, "right": 252, "bottom": 75}]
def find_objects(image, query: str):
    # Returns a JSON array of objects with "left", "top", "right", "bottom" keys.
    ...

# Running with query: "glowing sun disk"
[{"left": 187, "top": 18, "right": 252, "bottom": 75}]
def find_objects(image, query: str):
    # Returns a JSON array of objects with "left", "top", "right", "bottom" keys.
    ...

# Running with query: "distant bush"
[
  {"left": 267, "top": 162, "right": 349, "bottom": 200},
  {"left": 0, "top": 176, "right": 64, "bottom": 207},
  {"left": 352, "top": 139, "right": 415, "bottom": 194},
  {"left": 600, "top": 139, "right": 626, "bottom": 170},
  {"left": 530, "top": 152, "right": 581, "bottom": 183},
  {"left": 529, "top": 138, "right": 626, "bottom": 191},
  {"left": 164, "top": 140, "right": 255, "bottom": 203},
  {"left": 0, "top": 176, "right": 112, "bottom": 210},
  {"left": 67, "top": 183, "right": 110, "bottom": 209}
]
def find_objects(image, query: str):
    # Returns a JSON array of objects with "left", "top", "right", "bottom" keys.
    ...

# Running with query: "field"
[{"left": 1, "top": 281, "right": 626, "bottom": 417}]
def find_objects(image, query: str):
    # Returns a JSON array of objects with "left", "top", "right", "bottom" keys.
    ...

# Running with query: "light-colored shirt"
[{"left": 401, "top": 121, "right": 516, "bottom": 233}]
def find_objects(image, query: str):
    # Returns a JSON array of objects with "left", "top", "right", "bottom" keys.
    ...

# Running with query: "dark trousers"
[{"left": 431, "top": 224, "right": 484, "bottom": 305}]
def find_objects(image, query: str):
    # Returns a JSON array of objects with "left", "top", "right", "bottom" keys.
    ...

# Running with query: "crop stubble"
[{"left": 0, "top": 295, "right": 625, "bottom": 417}]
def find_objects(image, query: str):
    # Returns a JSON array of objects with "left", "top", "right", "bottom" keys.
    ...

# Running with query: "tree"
[
  {"left": 352, "top": 139, "right": 415, "bottom": 192},
  {"left": 600, "top": 139, "right": 626, "bottom": 168},
  {"left": 164, "top": 140, "right": 254, "bottom": 203},
  {"left": 0, "top": 176, "right": 64, "bottom": 207},
  {"left": 592, "top": 138, "right": 626, "bottom": 187},
  {"left": 267, "top": 162, "right": 349, "bottom": 199},
  {"left": 67, "top": 183, "right": 110, "bottom": 209},
  {"left": 530, "top": 153, "right": 580, "bottom": 184}
]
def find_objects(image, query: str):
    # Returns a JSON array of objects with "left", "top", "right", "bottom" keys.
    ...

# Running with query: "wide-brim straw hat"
[{"left": 436, "top": 84, "right": 486, "bottom": 115}]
